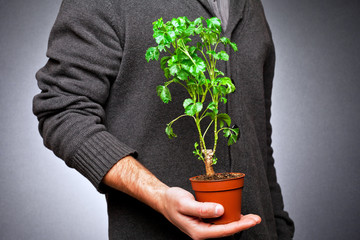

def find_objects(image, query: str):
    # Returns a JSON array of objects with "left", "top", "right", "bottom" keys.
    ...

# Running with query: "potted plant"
[{"left": 146, "top": 16, "right": 244, "bottom": 224}]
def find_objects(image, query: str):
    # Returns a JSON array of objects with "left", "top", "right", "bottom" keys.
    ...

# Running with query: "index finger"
[{"left": 178, "top": 198, "right": 224, "bottom": 219}]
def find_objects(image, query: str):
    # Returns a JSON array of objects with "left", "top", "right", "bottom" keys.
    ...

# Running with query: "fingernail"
[{"left": 215, "top": 205, "right": 223, "bottom": 216}]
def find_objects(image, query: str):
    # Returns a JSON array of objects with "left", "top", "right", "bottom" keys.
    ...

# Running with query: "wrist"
[
  {"left": 103, "top": 155, "right": 170, "bottom": 214},
  {"left": 152, "top": 184, "right": 170, "bottom": 215}
]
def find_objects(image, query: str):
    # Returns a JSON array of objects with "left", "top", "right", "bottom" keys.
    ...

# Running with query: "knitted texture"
[{"left": 33, "top": 0, "right": 294, "bottom": 239}]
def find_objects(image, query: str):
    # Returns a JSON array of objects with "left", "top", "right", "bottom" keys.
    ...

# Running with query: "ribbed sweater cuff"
[{"left": 71, "top": 131, "right": 137, "bottom": 193}]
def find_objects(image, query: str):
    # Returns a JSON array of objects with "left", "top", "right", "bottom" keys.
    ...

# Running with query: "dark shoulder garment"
[{"left": 33, "top": 0, "right": 294, "bottom": 239}]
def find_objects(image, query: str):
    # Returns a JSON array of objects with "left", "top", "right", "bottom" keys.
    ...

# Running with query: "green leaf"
[
  {"left": 186, "top": 78, "right": 197, "bottom": 88},
  {"left": 153, "top": 18, "right": 164, "bottom": 30},
  {"left": 195, "top": 26, "right": 203, "bottom": 34},
  {"left": 183, "top": 99, "right": 203, "bottom": 116},
  {"left": 177, "top": 70, "right": 189, "bottom": 80},
  {"left": 212, "top": 155, "right": 218, "bottom": 165},
  {"left": 178, "top": 52, "right": 190, "bottom": 62},
  {"left": 171, "top": 18, "right": 180, "bottom": 28},
  {"left": 157, "top": 44, "right": 166, "bottom": 52},
  {"left": 220, "top": 97, "right": 228, "bottom": 104},
  {"left": 206, "top": 17, "right": 222, "bottom": 33},
  {"left": 218, "top": 51, "right": 229, "bottom": 61},
  {"left": 163, "top": 68, "right": 171, "bottom": 79},
  {"left": 178, "top": 16, "right": 188, "bottom": 26},
  {"left": 184, "top": 25, "right": 196, "bottom": 36},
  {"left": 212, "top": 85, "right": 220, "bottom": 95},
  {"left": 195, "top": 102, "right": 203, "bottom": 113},
  {"left": 197, "top": 74, "right": 207, "bottom": 85},
  {"left": 156, "top": 85, "right": 171, "bottom": 103},
  {"left": 169, "top": 64, "right": 180, "bottom": 76},
  {"left": 183, "top": 98, "right": 194, "bottom": 109},
  {"left": 185, "top": 105, "right": 197, "bottom": 116},
  {"left": 232, "top": 127, "right": 240, "bottom": 136},
  {"left": 223, "top": 127, "right": 239, "bottom": 145},
  {"left": 220, "top": 77, "right": 235, "bottom": 94},
  {"left": 194, "top": 17, "right": 203, "bottom": 26},
  {"left": 160, "top": 56, "right": 171, "bottom": 70},
  {"left": 206, "top": 50, "right": 217, "bottom": 57},
  {"left": 205, "top": 111, "right": 216, "bottom": 120},
  {"left": 219, "top": 86, "right": 227, "bottom": 95},
  {"left": 229, "top": 42, "right": 238, "bottom": 52},
  {"left": 223, "top": 128, "right": 231, "bottom": 137},
  {"left": 189, "top": 65, "right": 198, "bottom": 77},
  {"left": 189, "top": 46, "right": 198, "bottom": 55},
  {"left": 217, "top": 113, "right": 231, "bottom": 128},
  {"left": 206, "top": 31, "right": 219, "bottom": 45},
  {"left": 207, "top": 101, "right": 218, "bottom": 114},
  {"left": 180, "top": 60, "right": 192, "bottom": 72},
  {"left": 165, "top": 124, "right": 177, "bottom": 139},
  {"left": 193, "top": 142, "right": 203, "bottom": 160},
  {"left": 220, "top": 37, "right": 230, "bottom": 45},
  {"left": 167, "top": 30, "right": 176, "bottom": 42},
  {"left": 194, "top": 57, "right": 206, "bottom": 73},
  {"left": 168, "top": 55, "right": 178, "bottom": 65},
  {"left": 207, "top": 50, "right": 228, "bottom": 61},
  {"left": 154, "top": 33, "right": 166, "bottom": 44},
  {"left": 145, "top": 47, "right": 159, "bottom": 62},
  {"left": 214, "top": 68, "right": 224, "bottom": 76},
  {"left": 183, "top": 37, "right": 192, "bottom": 44},
  {"left": 227, "top": 127, "right": 240, "bottom": 145},
  {"left": 220, "top": 37, "right": 237, "bottom": 52}
]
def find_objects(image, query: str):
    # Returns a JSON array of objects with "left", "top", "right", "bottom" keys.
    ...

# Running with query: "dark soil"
[{"left": 192, "top": 172, "right": 244, "bottom": 181}]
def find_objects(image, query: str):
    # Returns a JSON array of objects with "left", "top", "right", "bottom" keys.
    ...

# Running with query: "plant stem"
[
  {"left": 169, "top": 114, "right": 189, "bottom": 125},
  {"left": 203, "top": 149, "right": 215, "bottom": 176},
  {"left": 203, "top": 120, "right": 214, "bottom": 138},
  {"left": 213, "top": 106, "right": 218, "bottom": 155}
]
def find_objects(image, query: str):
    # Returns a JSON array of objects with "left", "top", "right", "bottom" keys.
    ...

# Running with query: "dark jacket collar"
[
  {"left": 227, "top": 0, "right": 246, "bottom": 34},
  {"left": 196, "top": 0, "right": 215, "bottom": 16},
  {"left": 196, "top": 0, "right": 246, "bottom": 35}
]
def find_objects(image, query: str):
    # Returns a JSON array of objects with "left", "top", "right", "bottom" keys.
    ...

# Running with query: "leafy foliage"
[
  {"left": 165, "top": 124, "right": 177, "bottom": 139},
  {"left": 156, "top": 85, "right": 171, "bottom": 103},
  {"left": 146, "top": 16, "right": 239, "bottom": 168}
]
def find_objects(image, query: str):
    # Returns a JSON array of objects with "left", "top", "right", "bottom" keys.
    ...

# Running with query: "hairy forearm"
[{"left": 102, "top": 155, "right": 169, "bottom": 213}]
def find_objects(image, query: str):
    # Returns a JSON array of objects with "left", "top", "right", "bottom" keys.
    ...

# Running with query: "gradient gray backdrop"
[{"left": 1, "top": 0, "right": 359, "bottom": 239}]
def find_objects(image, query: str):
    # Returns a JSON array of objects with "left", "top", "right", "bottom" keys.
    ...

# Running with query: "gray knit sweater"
[{"left": 33, "top": 0, "right": 294, "bottom": 239}]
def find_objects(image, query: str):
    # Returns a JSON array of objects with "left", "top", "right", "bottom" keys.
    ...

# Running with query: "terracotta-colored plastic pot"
[{"left": 189, "top": 173, "right": 245, "bottom": 225}]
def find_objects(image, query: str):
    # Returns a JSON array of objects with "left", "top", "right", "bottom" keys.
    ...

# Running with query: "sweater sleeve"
[
  {"left": 263, "top": 40, "right": 295, "bottom": 238},
  {"left": 33, "top": 0, "right": 136, "bottom": 192}
]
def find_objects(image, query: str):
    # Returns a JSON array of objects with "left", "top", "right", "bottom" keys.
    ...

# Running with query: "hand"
[
  {"left": 103, "top": 157, "right": 260, "bottom": 239},
  {"left": 159, "top": 187, "right": 261, "bottom": 240}
]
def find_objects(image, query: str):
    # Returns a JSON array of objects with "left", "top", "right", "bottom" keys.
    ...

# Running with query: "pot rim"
[{"left": 189, "top": 172, "right": 245, "bottom": 183}]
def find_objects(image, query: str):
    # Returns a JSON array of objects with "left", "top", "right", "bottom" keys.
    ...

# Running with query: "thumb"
[{"left": 179, "top": 198, "right": 224, "bottom": 219}]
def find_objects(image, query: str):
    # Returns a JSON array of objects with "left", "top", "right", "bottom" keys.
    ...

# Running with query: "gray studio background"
[{"left": 1, "top": 0, "right": 359, "bottom": 239}]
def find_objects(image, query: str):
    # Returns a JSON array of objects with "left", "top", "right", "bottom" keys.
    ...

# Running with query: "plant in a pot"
[{"left": 146, "top": 16, "right": 244, "bottom": 224}]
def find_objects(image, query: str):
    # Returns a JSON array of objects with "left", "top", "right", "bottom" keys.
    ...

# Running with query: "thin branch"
[
  {"left": 203, "top": 120, "right": 214, "bottom": 139},
  {"left": 169, "top": 114, "right": 190, "bottom": 125}
]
